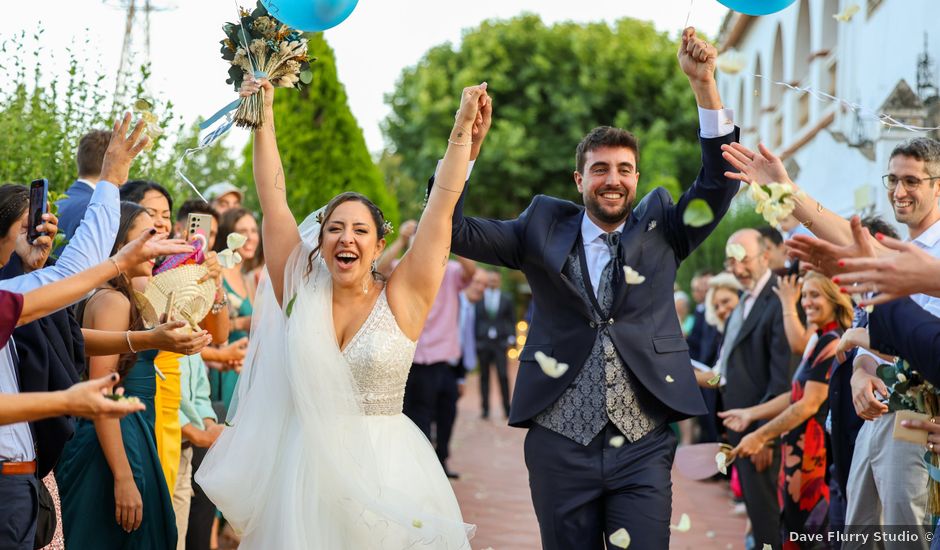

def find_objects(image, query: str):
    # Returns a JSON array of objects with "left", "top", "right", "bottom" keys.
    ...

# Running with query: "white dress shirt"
[{"left": 580, "top": 215, "right": 627, "bottom": 300}]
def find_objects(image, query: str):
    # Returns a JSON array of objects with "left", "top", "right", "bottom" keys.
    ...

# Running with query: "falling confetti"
[
  {"left": 534, "top": 351, "right": 569, "bottom": 378},
  {"left": 707, "top": 373, "right": 721, "bottom": 386},
  {"left": 717, "top": 48, "right": 747, "bottom": 75},
  {"left": 726, "top": 243, "right": 746, "bottom": 262},
  {"left": 623, "top": 266, "right": 646, "bottom": 285},
  {"left": 833, "top": 3, "right": 860, "bottom": 22},
  {"left": 670, "top": 513, "right": 691, "bottom": 532},
  {"left": 610, "top": 435, "right": 626, "bottom": 448},
  {"left": 665, "top": 375, "right": 675, "bottom": 383},
  {"left": 609, "top": 528, "right": 631, "bottom": 548},
  {"left": 683, "top": 199, "right": 715, "bottom": 227},
  {"left": 716, "top": 451, "right": 728, "bottom": 475},
  {"left": 412, "top": 519, "right": 423, "bottom": 529}
]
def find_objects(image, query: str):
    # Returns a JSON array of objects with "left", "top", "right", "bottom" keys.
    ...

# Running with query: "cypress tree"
[{"left": 242, "top": 33, "right": 398, "bottom": 224}]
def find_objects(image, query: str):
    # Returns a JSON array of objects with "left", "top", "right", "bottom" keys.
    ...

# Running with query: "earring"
[{"left": 371, "top": 259, "right": 378, "bottom": 274}]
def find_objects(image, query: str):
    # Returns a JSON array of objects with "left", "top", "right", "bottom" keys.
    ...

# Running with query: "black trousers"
[
  {"left": 525, "top": 423, "right": 677, "bottom": 550},
  {"left": 0, "top": 472, "right": 39, "bottom": 550},
  {"left": 729, "top": 432, "right": 782, "bottom": 548},
  {"left": 478, "top": 344, "right": 510, "bottom": 417},
  {"left": 403, "top": 362, "right": 446, "bottom": 438},
  {"left": 186, "top": 446, "right": 215, "bottom": 550},
  {"left": 434, "top": 366, "right": 461, "bottom": 464}
]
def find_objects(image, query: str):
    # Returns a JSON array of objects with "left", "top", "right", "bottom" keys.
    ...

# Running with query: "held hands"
[
  {"left": 100, "top": 113, "right": 151, "bottom": 187},
  {"left": 832, "top": 233, "right": 940, "bottom": 305},
  {"left": 469, "top": 89, "right": 493, "bottom": 161},
  {"left": 454, "top": 83, "right": 488, "bottom": 135},
  {"left": 16, "top": 212, "right": 58, "bottom": 270}
]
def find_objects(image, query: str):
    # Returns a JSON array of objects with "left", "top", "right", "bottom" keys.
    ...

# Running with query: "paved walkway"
[{"left": 449, "top": 364, "right": 749, "bottom": 549}]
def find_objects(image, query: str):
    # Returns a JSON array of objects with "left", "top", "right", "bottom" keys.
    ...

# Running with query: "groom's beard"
[{"left": 584, "top": 194, "right": 633, "bottom": 226}]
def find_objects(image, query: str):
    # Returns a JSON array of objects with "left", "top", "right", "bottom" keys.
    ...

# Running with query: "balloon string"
[
  {"left": 684, "top": 0, "right": 694, "bottom": 29},
  {"left": 749, "top": 73, "right": 940, "bottom": 132}
]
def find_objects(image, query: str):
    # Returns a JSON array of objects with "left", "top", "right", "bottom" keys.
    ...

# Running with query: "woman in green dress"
[
  {"left": 56, "top": 202, "right": 177, "bottom": 549},
  {"left": 209, "top": 208, "right": 259, "bottom": 411}
]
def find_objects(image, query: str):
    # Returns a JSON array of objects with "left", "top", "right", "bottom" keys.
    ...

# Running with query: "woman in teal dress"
[
  {"left": 56, "top": 203, "right": 176, "bottom": 549},
  {"left": 209, "top": 208, "right": 259, "bottom": 411}
]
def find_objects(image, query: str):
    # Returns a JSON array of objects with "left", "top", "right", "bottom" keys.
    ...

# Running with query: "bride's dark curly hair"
[{"left": 305, "top": 192, "right": 389, "bottom": 279}]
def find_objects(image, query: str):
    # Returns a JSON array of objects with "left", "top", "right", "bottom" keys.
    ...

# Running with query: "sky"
[{"left": 5, "top": 0, "right": 729, "bottom": 153}]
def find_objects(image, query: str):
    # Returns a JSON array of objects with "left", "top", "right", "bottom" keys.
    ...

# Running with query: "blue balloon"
[
  {"left": 262, "top": 0, "right": 359, "bottom": 32},
  {"left": 716, "top": 0, "right": 797, "bottom": 16}
]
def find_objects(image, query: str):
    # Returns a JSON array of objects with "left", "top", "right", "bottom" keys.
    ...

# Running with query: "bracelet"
[
  {"left": 782, "top": 311, "right": 796, "bottom": 317},
  {"left": 125, "top": 330, "right": 137, "bottom": 353},
  {"left": 447, "top": 138, "right": 471, "bottom": 146},
  {"left": 211, "top": 292, "right": 229, "bottom": 315},
  {"left": 108, "top": 257, "right": 123, "bottom": 278},
  {"left": 801, "top": 219, "right": 814, "bottom": 230},
  {"left": 433, "top": 183, "right": 463, "bottom": 193}
]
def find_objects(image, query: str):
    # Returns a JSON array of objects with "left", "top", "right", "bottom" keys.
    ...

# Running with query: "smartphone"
[
  {"left": 27, "top": 179, "right": 49, "bottom": 243},
  {"left": 187, "top": 213, "right": 212, "bottom": 245}
]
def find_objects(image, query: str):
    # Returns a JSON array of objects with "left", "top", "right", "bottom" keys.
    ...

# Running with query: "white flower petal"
[
  {"left": 706, "top": 530, "right": 716, "bottom": 539},
  {"left": 726, "top": 243, "right": 746, "bottom": 262},
  {"left": 412, "top": 519, "right": 423, "bottom": 528},
  {"left": 217, "top": 249, "right": 236, "bottom": 269},
  {"left": 833, "top": 3, "right": 860, "bottom": 22},
  {"left": 715, "top": 452, "right": 728, "bottom": 475},
  {"left": 716, "top": 49, "right": 747, "bottom": 75},
  {"left": 609, "top": 435, "right": 626, "bottom": 448},
  {"left": 763, "top": 545, "right": 773, "bottom": 550},
  {"left": 227, "top": 232, "right": 248, "bottom": 250},
  {"left": 233, "top": 251, "right": 243, "bottom": 265},
  {"left": 534, "top": 351, "right": 569, "bottom": 378},
  {"left": 665, "top": 375, "right": 675, "bottom": 383},
  {"left": 609, "top": 528, "right": 631, "bottom": 548},
  {"left": 623, "top": 266, "right": 646, "bottom": 285},
  {"left": 707, "top": 373, "right": 721, "bottom": 386},
  {"left": 670, "top": 513, "right": 691, "bottom": 532}
]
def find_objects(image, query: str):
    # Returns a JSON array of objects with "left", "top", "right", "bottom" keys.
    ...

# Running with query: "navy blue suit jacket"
[
  {"left": 870, "top": 297, "right": 940, "bottom": 385},
  {"left": 56, "top": 180, "right": 95, "bottom": 242},
  {"left": 447, "top": 129, "right": 741, "bottom": 427}
]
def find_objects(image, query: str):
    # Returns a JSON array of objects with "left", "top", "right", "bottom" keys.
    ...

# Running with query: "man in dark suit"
[
  {"left": 476, "top": 270, "right": 516, "bottom": 419},
  {"left": 686, "top": 269, "right": 721, "bottom": 443},
  {"left": 57, "top": 129, "right": 112, "bottom": 242},
  {"left": 716, "top": 228, "right": 793, "bottom": 548},
  {"left": 443, "top": 27, "right": 738, "bottom": 549}
]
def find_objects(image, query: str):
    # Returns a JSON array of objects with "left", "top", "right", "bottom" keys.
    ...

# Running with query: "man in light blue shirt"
[{"left": 0, "top": 114, "right": 149, "bottom": 550}]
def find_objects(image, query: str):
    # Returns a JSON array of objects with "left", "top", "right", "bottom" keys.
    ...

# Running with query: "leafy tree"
[
  {"left": 382, "top": 14, "right": 704, "bottom": 220},
  {"left": 675, "top": 197, "right": 766, "bottom": 293},
  {"left": 241, "top": 33, "right": 398, "bottom": 224},
  {"left": 0, "top": 30, "right": 232, "bottom": 210}
]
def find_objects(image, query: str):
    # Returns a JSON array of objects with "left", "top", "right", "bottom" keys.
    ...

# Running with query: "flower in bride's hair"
[
  {"left": 227, "top": 232, "right": 248, "bottom": 251},
  {"left": 609, "top": 528, "right": 631, "bottom": 548},
  {"left": 534, "top": 351, "right": 568, "bottom": 378},
  {"left": 316, "top": 211, "right": 325, "bottom": 224},
  {"left": 383, "top": 221, "right": 394, "bottom": 235}
]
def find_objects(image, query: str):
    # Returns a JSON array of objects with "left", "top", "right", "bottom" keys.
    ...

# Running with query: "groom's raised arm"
[{"left": 664, "top": 27, "right": 741, "bottom": 260}]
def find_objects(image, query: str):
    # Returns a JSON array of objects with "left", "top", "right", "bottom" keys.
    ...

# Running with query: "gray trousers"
[{"left": 844, "top": 413, "right": 929, "bottom": 550}]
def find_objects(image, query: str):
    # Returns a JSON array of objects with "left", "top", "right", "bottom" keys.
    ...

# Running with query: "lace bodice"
[{"left": 342, "top": 290, "right": 417, "bottom": 415}]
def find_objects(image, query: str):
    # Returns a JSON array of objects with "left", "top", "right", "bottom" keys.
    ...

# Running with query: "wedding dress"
[{"left": 195, "top": 209, "right": 474, "bottom": 549}]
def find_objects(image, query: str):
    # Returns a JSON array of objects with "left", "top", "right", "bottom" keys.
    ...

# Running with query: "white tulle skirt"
[{"left": 195, "top": 216, "right": 473, "bottom": 549}]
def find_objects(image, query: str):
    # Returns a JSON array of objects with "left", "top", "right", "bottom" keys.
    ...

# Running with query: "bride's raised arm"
[
  {"left": 388, "top": 83, "right": 488, "bottom": 337},
  {"left": 240, "top": 77, "right": 300, "bottom": 304}
]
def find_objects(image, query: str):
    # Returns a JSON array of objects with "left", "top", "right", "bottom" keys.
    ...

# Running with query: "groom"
[{"left": 440, "top": 28, "right": 739, "bottom": 548}]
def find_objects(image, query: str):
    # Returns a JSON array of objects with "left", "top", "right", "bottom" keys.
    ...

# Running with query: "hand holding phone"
[{"left": 28, "top": 179, "right": 49, "bottom": 244}]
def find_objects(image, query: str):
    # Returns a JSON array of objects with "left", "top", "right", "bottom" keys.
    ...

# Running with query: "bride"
[{"left": 195, "top": 76, "right": 487, "bottom": 548}]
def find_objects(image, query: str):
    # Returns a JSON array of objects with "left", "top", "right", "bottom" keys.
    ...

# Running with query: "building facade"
[{"left": 716, "top": 0, "right": 940, "bottom": 228}]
